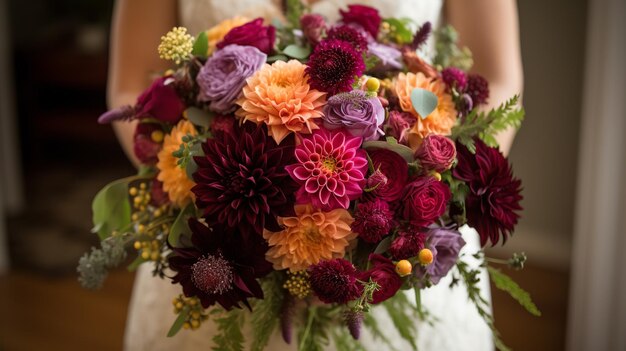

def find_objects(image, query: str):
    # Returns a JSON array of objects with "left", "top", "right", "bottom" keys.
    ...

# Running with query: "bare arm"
[
  {"left": 446, "top": 0, "right": 523, "bottom": 156},
  {"left": 108, "top": 0, "right": 178, "bottom": 166}
]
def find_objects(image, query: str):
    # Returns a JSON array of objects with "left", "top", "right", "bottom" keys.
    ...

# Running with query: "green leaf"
[
  {"left": 184, "top": 106, "right": 214, "bottom": 130},
  {"left": 168, "top": 203, "right": 196, "bottom": 248},
  {"left": 126, "top": 255, "right": 147, "bottom": 272},
  {"left": 250, "top": 273, "right": 285, "bottom": 351},
  {"left": 381, "top": 293, "right": 418, "bottom": 350},
  {"left": 91, "top": 178, "right": 133, "bottom": 240},
  {"left": 192, "top": 31, "right": 209, "bottom": 57},
  {"left": 285, "top": 0, "right": 307, "bottom": 28},
  {"left": 282, "top": 44, "right": 311, "bottom": 59},
  {"left": 267, "top": 54, "right": 289, "bottom": 63},
  {"left": 488, "top": 266, "right": 541, "bottom": 316},
  {"left": 410, "top": 88, "right": 438, "bottom": 119},
  {"left": 167, "top": 306, "right": 190, "bottom": 337},
  {"left": 374, "top": 236, "right": 392, "bottom": 255},
  {"left": 363, "top": 141, "right": 415, "bottom": 162},
  {"left": 383, "top": 18, "right": 414, "bottom": 44}
]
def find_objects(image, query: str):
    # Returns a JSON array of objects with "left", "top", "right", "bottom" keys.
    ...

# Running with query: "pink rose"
[
  {"left": 359, "top": 254, "right": 403, "bottom": 304},
  {"left": 135, "top": 76, "right": 184, "bottom": 124},
  {"left": 386, "top": 110, "right": 415, "bottom": 145},
  {"left": 217, "top": 18, "right": 276, "bottom": 55},
  {"left": 339, "top": 5, "right": 381, "bottom": 38},
  {"left": 401, "top": 177, "right": 451, "bottom": 227},
  {"left": 416, "top": 135, "right": 457, "bottom": 172},
  {"left": 300, "top": 14, "right": 326, "bottom": 46}
]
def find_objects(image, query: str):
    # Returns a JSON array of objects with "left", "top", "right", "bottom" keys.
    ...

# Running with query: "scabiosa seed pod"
[
  {"left": 344, "top": 310, "right": 364, "bottom": 340},
  {"left": 441, "top": 67, "right": 468, "bottom": 92},
  {"left": 326, "top": 25, "right": 368, "bottom": 53},
  {"left": 309, "top": 258, "right": 363, "bottom": 304},
  {"left": 305, "top": 39, "right": 365, "bottom": 96},
  {"left": 466, "top": 74, "right": 490, "bottom": 105},
  {"left": 351, "top": 199, "right": 394, "bottom": 243}
]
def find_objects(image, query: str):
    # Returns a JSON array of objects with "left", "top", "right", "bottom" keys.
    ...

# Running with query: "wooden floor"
[{"left": 0, "top": 265, "right": 568, "bottom": 351}]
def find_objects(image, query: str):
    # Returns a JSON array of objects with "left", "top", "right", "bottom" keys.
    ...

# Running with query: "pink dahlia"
[
  {"left": 352, "top": 199, "right": 393, "bottom": 243},
  {"left": 305, "top": 39, "right": 365, "bottom": 96},
  {"left": 286, "top": 128, "right": 368, "bottom": 210}
]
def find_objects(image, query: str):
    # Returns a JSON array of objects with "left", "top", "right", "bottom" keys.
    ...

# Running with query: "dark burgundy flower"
[
  {"left": 344, "top": 310, "right": 363, "bottom": 340},
  {"left": 150, "top": 179, "right": 169, "bottom": 207},
  {"left": 326, "top": 25, "right": 368, "bottom": 53},
  {"left": 466, "top": 74, "right": 490, "bottom": 105},
  {"left": 453, "top": 139, "right": 523, "bottom": 246},
  {"left": 410, "top": 21, "right": 432, "bottom": 50},
  {"left": 352, "top": 199, "right": 393, "bottom": 243},
  {"left": 217, "top": 18, "right": 276, "bottom": 55},
  {"left": 133, "top": 122, "right": 162, "bottom": 164},
  {"left": 192, "top": 123, "right": 298, "bottom": 235},
  {"left": 389, "top": 228, "right": 426, "bottom": 260},
  {"left": 415, "top": 134, "right": 457, "bottom": 172},
  {"left": 366, "top": 149, "right": 409, "bottom": 202},
  {"left": 359, "top": 254, "right": 402, "bottom": 304},
  {"left": 209, "top": 114, "right": 235, "bottom": 137},
  {"left": 135, "top": 76, "right": 185, "bottom": 124},
  {"left": 168, "top": 218, "right": 272, "bottom": 310},
  {"left": 300, "top": 14, "right": 326, "bottom": 46},
  {"left": 309, "top": 258, "right": 363, "bottom": 304},
  {"left": 441, "top": 67, "right": 468, "bottom": 92},
  {"left": 339, "top": 5, "right": 382, "bottom": 38},
  {"left": 305, "top": 39, "right": 365, "bottom": 96},
  {"left": 400, "top": 177, "right": 451, "bottom": 227},
  {"left": 414, "top": 228, "right": 465, "bottom": 287}
]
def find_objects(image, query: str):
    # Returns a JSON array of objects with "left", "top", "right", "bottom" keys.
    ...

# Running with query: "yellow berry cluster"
[
  {"left": 172, "top": 295, "right": 208, "bottom": 330},
  {"left": 158, "top": 27, "right": 194, "bottom": 65},
  {"left": 129, "top": 182, "right": 171, "bottom": 262},
  {"left": 283, "top": 270, "right": 311, "bottom": 299}
]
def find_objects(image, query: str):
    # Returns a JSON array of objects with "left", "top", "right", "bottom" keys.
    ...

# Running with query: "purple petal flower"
[
  {"left": 367, "top": 42, "right": 403, "bottom": 70},
  {"left": 323, "top": 90, "right": 385, "bottom": 141},
  {"left": 415, "top": 228, "right": 466, "bottom": 287},
  {"left": 196, "top": 44, "right": 266, "bottom": 113}
]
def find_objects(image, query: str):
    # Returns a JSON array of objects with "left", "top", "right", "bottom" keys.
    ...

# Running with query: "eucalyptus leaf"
[
  {"left": 374, "top": 236, "right": 392, "bottom": 254},
  {"left": 192, "top": 31, "right": 209, "bottom": 57},
  {"left": 363, "top": 141, "right": 415, "bottom": 162},
  {"left": 410, "top": 88, "right": 438, "bottom": 119},
  {"left": 91, "top": 178, "right": 133, "bottom": 240},
  {"left": 168, "top": 203, "right": 196, "bottom": 248},
  {"left": 185, "top": 141, "right": 204, "bottom": 180},
  {"left": 185, "top": 107, "right": 213, "bottom": 130},
  {"left": 282, "top": 44, "right": 311, "bottom": 59},
  {"left": 167, "top": 306, "right": 190, "bottom": 337}
]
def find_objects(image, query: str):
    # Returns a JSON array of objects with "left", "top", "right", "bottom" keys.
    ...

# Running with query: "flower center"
[
  {"left": 303, "top": 225, "right": 320, "bottom": 243},
  {"left": 191, "top": 254, "right": 234, "bottom": 295},
  {"left": 321, "top": 157, "right": 337, "bottom": 173}
]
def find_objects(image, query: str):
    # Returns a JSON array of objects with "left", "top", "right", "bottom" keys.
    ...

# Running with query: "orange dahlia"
[
  {"left": 263, "top": 205, "right": 356, "bottom": 271},
  {"left": 236, "top": 60, "right": 326, "bottom": 144},
  {"left": 156, "top": 120, "right": 197, "bottom": 207},
  {"left": 393, "top": 72, "right": 457, "bottom": 149}
]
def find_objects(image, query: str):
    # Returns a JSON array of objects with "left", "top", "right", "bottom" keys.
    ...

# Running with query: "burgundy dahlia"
[
  {"left": 192, "top": 123, "right": 298, "bottom": 235},
  {"left": 441, "top": 67, "right": 468, "bottom": 92},
  {"left": 389, "top": 228, "right": 426, "bottom": 260},
  {"left": 366, "top": 149, "right": 409, "bottom": 202},
  {"left": 359, "top": 254, "right": 403, "bottom": 304},
  {"left": 168, "top": 218, "right": 272, "bottom": 310},
  {"left": 400, "top": 177, "right": 451, "bottom": 227},
  {"left": 326, "top": 25, "right": 368, "bottom": 53},
  {"left": 305, "top": 39, "right": 365, "bottom": 96},
  {"left": 352, "top": 199, "right": 393, "bottom": 243},
  {"left": 339, "top": 5, "right": 382, "bottom": 38},
  {"left": 309, "top": 258, "right": 363, "bottom": 304},
  {"left": 453, "top": 139, "right": 523, "bottom": 246},
  {"left": 466, "top": 74, "right": 490, "bottom": 106}
]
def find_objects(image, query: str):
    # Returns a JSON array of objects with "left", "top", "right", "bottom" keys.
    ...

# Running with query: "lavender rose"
[
  {"left": 367, "top": 41, "right": 403, "bottom": 70},
  {"left": 415, "top": 228, "right": 466, "bottom": 287},
  {"left": 196, "top": 45, "right": 266, "bottom": 113},
  {"left": 416, "top": 134, "right": 457, "bottom": 172},
  {"left": 323, "top": 90, "right": 385, "bottom": 141}
]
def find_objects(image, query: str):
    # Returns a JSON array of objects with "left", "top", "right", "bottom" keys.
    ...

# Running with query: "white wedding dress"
[{"left": 124, "top": 1, "right": 494, "bottom": 350}]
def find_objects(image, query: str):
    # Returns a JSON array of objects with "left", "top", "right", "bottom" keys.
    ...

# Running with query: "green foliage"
[
  {"left": 92, "top": 178, "right": 133, "bottom": 240},
  {"left": 77, "top": 233, "right": 129, "bottom": 289},
  {"left": 441, "top": 171, "right": 469, "bottom": 225},
  {"left": 383, "top": 18, "right": 415, "bottom": 44},
  {"left": 433, "top": 25, "right": 473, "bottom": 70},
  {"left": 364, "top": 54, "right": 381, "bottom": 71},
  {"left": 168, "top": 203, "right": 196, "bottom": 247},
  {"left": 331, "top": 326, "right": 367, "bottom": 351},
  {"left": 211, "top": 308, "right": 246, "bottom": 351},
  {"left": 410, "top": 88, "right": 439, "bottom": 119},
  {"left": 451, "top": 95, "right": 524, "bottom": 153},
  {"left": 362, "top": 313, "right": 400, "bottom": 351},
  {"left": 362, "top": 140, "right": 415, "bottom": 162},
  {"left": 381, "top": 292, "right": 418, "bottom": 350},
  {"left": 298, "top": 307, "right": 331, "bottom": 351},
  {"left": 456, "top": 260, "right": 511, "bottom": 351},
  {"left": 192, "top": 31, "right": 209, "bottom": 58},
  {"left": 488, "top": 266, "right": 541, "bottom": 317},
  {"left": 250, "top": 273, "right": 286, "bottom": 351},
  {"left": 167, "top": 306, "right": 190, "bottom": 337},
  {"left": 267, "top": 54, "right": 289, "bottom": 63},
  {"left": 285, "top": 0, "right": 307, "bottom": 29},
  {"left": 185, "top": 106, "right": 214, "bottom": 130},
  {"left": 352, "top": 279, "right": 380, "bottom": 313},
  {"left": 282, "top": 44, "right": 311, "bottom": 59}
]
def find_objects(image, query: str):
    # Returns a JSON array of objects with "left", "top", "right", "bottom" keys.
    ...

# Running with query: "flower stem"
[{"left": 299, "top": 306, "right": 317, "bottom": 350}]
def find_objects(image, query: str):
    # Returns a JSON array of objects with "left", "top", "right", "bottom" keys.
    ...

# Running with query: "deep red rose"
[
  {"left": 366, "top": 149, "right": 409, "bottom": 202},
  {"left": 339, "top": 5, "right": 381, "bottom": 38},
  {"left": 400, "top": 177, "right": 451, "bottom": 227},
  {"left": 300, "top": 14, "right": 326, "bottom": 46},
  {"left": 453, "top": 139, "right": 523, "bottom": 246},
  {"left": 135, "top": 76, "right": 184, "bottom": 124},
  {"left": 359, "top": 254, "right": 402, "bottom": 304},
  {"left": 416, "top": 134, "right": 457, "bottom": 172},
  {"left": 133, "top": 122, "right": 162, "bottom": 165},
  {"left": 217, "top": 18, "right": 276, "bottom": 55}
]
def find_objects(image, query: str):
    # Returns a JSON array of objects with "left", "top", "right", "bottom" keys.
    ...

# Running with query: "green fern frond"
[
  {"left": 381, "top": 293, "right": 418, "bottom": 350},
  {"left": 488, "top": 266, "right": 541, "bottom": 317},
  {"left": 211, "top": 308, "right": 245, "bottom": 351},
  {"left": 250, "top": 273, "right": 286, "bottom": 351},
  {"left": 363, "top": 313, "right": 400, "bottom": 351}
]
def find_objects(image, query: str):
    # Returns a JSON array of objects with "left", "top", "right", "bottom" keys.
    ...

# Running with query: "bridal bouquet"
[{"left": 79, "top": 2, "right": 538, "bottom": 350}]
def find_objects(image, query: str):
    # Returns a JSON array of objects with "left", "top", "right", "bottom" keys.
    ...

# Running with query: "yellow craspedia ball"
[
  {"left": 395, "top": 260, "right": 413, "bottom": 277},
  {"left": 151, "top": 130, "right": 165, "bottom": 143},
  {"left": 366, "top": 77, "right": 381, "bottom": 92},
  {"left": 431, "top": 171, "right": 442, "bottom": 181},
  {"left": 418, "top": 248, "right": 434, "bottom": 265}
]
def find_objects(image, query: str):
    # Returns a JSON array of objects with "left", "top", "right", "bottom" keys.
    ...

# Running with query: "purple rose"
[
  {"left": 415, "top": 228, "right": 466, "bottom": 287},
  {"left": 385, "top": 110, "right": 415, "bottom": 145},
  {"left": 416, "top": 134, "right": 457, "bottom": 172},
  {"left": 339, "top": 5, "right": 381, "bottom": 38},
  {"left": 323, "top": 90, "right": 385, "bottom": 141},
  {"left": 400, "top": 177, "right": 451, "bottom": 227},
  {"left": 217, "top": 18, "right": 276, "bottom": 55},
  {"left": 197, "top": 44, "right": 266, "bottom": 113},
  {"left": 135, "top": 76, "right": 184, "bottom": 123},
  {"left": 300, "top": 14, "right": 326, "bottom": 46}
]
